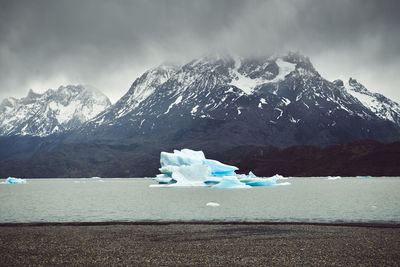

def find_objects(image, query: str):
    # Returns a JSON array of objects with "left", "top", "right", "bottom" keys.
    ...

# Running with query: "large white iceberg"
[
  {"left": 1, "top": 177, "right": 27, "bottom": 184},
  {"left": 151, "top": 149, "right": 289, "bottom": 188}
]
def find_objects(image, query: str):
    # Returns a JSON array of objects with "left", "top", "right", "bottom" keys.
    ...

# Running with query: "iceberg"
[
  {"left": 169, "top": 164, "right": 210, "bottom": 187},
  {"left": 328, "top": 176, "right": 342, "bottom": 180},
  {"left": 152, "top": 149, "right": 290, "bottom": 188},
  {"left": 241, "top": 174, "right": 289, "bottom": 186},
  {"left": 2, "top": 177, "right": 27, "bottom": 184},
  {"left": 212, "top": 176, "right": 251, "bottom": 189},
  {"left": 153, "top": 174, "right": 174, "bottom": 184}
]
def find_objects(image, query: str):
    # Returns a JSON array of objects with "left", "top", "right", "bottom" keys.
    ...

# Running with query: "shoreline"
[
  {"left": 1, "top": 220, "right": 400, "bottom": 228},
  {"left": 1, "top": 222, "right": 399, "bottom": 266},
  {"left": 7, "top": 176, "right": 400, "bottom": 179}
]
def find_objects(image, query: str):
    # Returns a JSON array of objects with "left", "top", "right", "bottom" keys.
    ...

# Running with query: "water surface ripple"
[{"left": 0, "top": 177, "right": 399, "bottom": 223}]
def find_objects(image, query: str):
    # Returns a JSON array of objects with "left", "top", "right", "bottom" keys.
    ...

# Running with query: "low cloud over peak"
[{"left": 1, "top": 0, "right": 399, "bottom": 103}]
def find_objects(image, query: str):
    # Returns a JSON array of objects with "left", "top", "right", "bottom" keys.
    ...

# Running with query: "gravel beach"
[{"left": 1, "top": 222, "right": 399, "bottom": 266}]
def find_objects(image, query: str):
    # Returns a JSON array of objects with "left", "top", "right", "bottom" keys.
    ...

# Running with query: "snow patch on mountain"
[
  {"left": 230, "top": 70, "right": 262, "bottom": 94},
  {"left": 165, "top": 95, "right": 183, "bottom": 114},
  {"left": 191, "top": 105, "right": 199, "bottom": 115},
  {"left": 229, "top": 57, "right": 296, "bottom": 94},
  {"left": 229, "top": 58, "right": 263, "bottom": 94},
  {"left": 271, "top": 59, "right": 296, "bottom": 82}
]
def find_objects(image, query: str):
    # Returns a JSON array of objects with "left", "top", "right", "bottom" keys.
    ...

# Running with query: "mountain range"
[
  {"left": 1, "top": 52, "right": 400, "bottom": 177},
  {"left": 0, "top": 85, "right": 111, "bottom": 137},
  {"left": 72, "top": 52, "right": 400, "bottom": 149}
]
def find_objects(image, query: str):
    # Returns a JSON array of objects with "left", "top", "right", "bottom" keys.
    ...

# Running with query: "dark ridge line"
[{"left": 0, "top": 221, "right": 399, "bottom": 228}]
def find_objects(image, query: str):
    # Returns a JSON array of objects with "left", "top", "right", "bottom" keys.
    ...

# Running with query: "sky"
[{"left": 0, "top": 0, "right": 399, "bottom": 103}]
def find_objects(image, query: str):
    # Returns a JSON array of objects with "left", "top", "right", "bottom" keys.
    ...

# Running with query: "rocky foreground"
[{"left": 0, "top": 223, "right": 399, "bottom": 266}]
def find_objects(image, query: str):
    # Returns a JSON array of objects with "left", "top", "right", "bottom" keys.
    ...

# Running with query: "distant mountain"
[
  {"left": 0, "top": 85, "right": 111, "bottom": 137},
  {"left": 1, "top": 52, "right": 400, "bottom": 178},
  {"left": 75, "top": 52, "right": 400, "bottom": 149}
]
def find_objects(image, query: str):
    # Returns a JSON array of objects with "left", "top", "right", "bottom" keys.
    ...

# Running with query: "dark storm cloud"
[{"left": 0, "top": 0, "right": 399, "bottom": 102}]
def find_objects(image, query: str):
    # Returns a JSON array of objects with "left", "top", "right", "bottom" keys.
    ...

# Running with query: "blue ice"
[
  {"left": 2, "top": 177, "right": 27, "bottom": 184},
  {"left": 212, "top": 176, "right": 250, "bottom": 189},
  {"left": 241, "top": 174, "right": 289, "bottom": 187},
  {"left": 152, "top": 149, "right": 290, "bottom": 188}
]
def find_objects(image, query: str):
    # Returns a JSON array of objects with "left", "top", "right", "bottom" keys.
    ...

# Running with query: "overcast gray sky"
[{"left": 1, "top": 0, "right": 399, "bottom": 103}]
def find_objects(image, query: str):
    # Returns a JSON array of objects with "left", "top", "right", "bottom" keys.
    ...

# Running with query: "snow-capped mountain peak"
[
  {"left": 4, "top": 52, "right": 399, "bottom": 148},
  {"left": 341, "top": 78, "right": 400, "bottom": 125},
  {"left": 111, "top": 64, "right": 179, "bottom": 119},
  {"left": 80, "top": 52, "right": 400, "bottom": 147},
  {"left": 0, "top": 85, "right": 111, "bottom": 137}
]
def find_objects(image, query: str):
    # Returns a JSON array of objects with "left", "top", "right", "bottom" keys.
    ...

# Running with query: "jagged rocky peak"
[
  {"left": 349, "top": 77, "right": 357, "bottom": 84},
  {"left": 128, "top": 64, "right": 178, "bottom": 97},
  {"left": 0, "top": 84, "right": 111, "bottom": 137},
  {"left": 26, "top": 88, "right": 41, "bottom": 99},
  {"left": 348, "top": 77, "right": 359, "bottom": 88},
  {"left": 186, "top": 52, "right": 234, "bottom": 65},
  {"left": 21, "top": 89, "right": 42, "bottom": 104},
  {"left": 239, "top": 52, "right": 318, "bottom": 80},
  {"left": 332, "top": 77, "right": 400, "bottom": 125},
  {"left": 57, "top": 85, "right": 83, "bottom": 98},
  {"left": 332, "top": 79, "right": 344, "bottom": 87},
  {"left": 346, "top": 78, "right": 369, "bottom": 93},
  {"left": 0, "top": 98, "right": 13, "bottom": 109},
  {"left": 284, "top": 51, "right": 313, "bottom": 65},
  {"left": 136, "top": 64, "right": 177, "bottom": 83},
  {"left": 284, "top": 52, "right": 319, "bottom": 77},
  {"left": 180, "top": 52, "right": 298, "bottom": 75},
  {"left": 333, "top": 78, "right": 364, "bottom": 90},
  {"left": 116, "top": 64, "right": 179, "bottom": 112},
  {"left": 205, "top": 52, "right": 312, "bottom": 86}
]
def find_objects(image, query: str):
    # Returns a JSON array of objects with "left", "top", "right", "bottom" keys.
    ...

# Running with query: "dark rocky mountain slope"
[{"left": 1, "top": 139, "right": 399, "bottom": 178}]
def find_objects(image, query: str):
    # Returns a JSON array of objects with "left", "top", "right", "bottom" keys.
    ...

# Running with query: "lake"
[{"left": 0, "top": 177, "right": 399, "bottom": 223}]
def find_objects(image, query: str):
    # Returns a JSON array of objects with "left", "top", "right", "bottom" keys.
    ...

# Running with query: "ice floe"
[
  {"left": 74, "top": 177, "right": 105, "bottom": 183},
  {"left": 151, "top": 149, "right": 290, "bottom": 188},
  {"left": 206, "top": 202, "right": 220, "bottom": 207},
  {"left": 240, "top": 174, "right": 290, "bottom": 186},
  {"left": 1, "top": 177, "right": 27, "bottom": 184},
  {"left": 328, "top": 176, "right": 342, "bottom": 180}
]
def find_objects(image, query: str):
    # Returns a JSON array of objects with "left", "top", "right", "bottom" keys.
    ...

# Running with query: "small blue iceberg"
[
  {"left": 151, "top": 149, "right": 290, "bottom": 188},
  {"left": 240, "top": 174, "right": 289, "bottom": 187},
  {"left": 2, "top": 177, "right": 27, "bottom": 184}
]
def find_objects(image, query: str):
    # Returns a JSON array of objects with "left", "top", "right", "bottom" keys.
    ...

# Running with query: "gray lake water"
[{"left": 0, "top": 177, "right": 399, "bottom": 223}]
